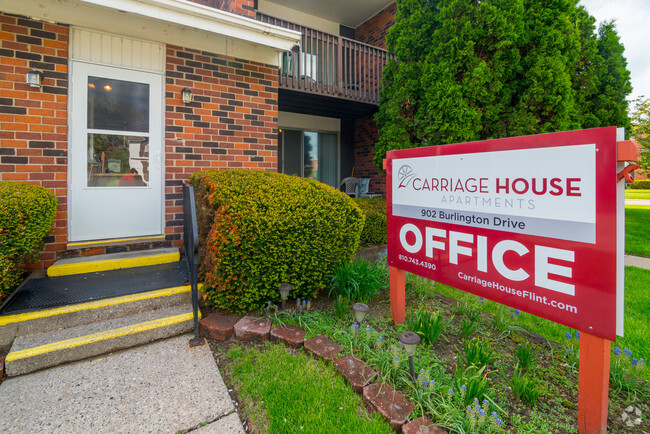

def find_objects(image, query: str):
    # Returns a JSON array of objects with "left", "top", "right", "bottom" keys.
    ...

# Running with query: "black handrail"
[{"left": 183, "top": 183, "right": 203, "bottom": 347}]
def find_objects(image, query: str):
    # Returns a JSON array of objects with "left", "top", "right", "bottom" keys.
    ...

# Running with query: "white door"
[{"left": 69, "top": 62, "right": 163, "bottom": 242}]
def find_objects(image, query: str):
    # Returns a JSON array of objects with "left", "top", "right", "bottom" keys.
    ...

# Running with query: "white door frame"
[{"left": 68, "top": 61, "right": 165, "bottom": 242}]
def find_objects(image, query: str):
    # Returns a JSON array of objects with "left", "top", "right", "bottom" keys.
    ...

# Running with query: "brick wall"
[
  {"left": 0, "top": 13, "right": 69, "bottom": 268},
  {"left": 355, "top": 2, "right": 396, "bottom": 50},
  {"left": 354, "top": 116, "right": 385, "bottom": 194},
  {"left": 0, "top": 12, "right": 279, "bottom": 268},
  {"left": 187, "top": 0, "right": 255, "bottom": 17},
  {"left": 164, "top": 45, "right": 278, "bottom": 245}
]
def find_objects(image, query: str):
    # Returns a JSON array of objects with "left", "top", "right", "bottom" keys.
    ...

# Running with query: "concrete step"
[
  {"left": 47, "top": 248, "right": 180, "bottom": 277},
  {"left": 5, "top": 304, "right": 199, "bottom": 376},
  {"left": 0, "top": 285, "right": 192, "bottom": 347}
]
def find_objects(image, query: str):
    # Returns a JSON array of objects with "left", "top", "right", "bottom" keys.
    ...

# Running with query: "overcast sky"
[{"left": 579, "top": 0, "right": 650, "bottom": 104}]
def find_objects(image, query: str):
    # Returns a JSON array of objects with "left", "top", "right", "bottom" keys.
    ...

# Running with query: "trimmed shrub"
[
  {"left": 629, "top": 180, "right": 650, "bottom": 189},
  {"left": 353, "top": 197, "right": 387, "bottom": 247},
  {"left": 0, "top": 182, "right": 58, "bottom": 294},
  {"left": 191, "top": 169, "right": 365, "bottom": 314}
]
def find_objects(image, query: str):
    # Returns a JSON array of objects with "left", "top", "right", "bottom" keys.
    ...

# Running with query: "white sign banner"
[{"left": 392, "top": 144, "right": 597, "bottom": 243}]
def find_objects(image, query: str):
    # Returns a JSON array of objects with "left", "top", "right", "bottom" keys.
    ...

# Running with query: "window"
[{"left": 279, "top": 129, "right": 338, "bottom": 188}]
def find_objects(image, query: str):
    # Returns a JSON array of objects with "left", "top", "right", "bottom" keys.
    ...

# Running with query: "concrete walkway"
[
  {"left": 0, "top": 334, "right": 244, "bottom": 433},
  {"left": 625, "top": 198, "right": 650, "bottom": 206},
  {"left": 625, "top": 255, "right": 650, "bottom": 270}
]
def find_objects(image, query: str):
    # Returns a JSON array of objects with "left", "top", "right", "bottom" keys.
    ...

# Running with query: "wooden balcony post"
[{"left": 337, "top": 35, "right": 343, "bottom": 95}]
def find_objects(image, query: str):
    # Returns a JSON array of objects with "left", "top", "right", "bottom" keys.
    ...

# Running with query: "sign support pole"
[
  {"left": 389, "top": 266, "right": 406, "bottom": 324},
  {"left": 577, "top": 333, "right": 611, "bottom": 433}
]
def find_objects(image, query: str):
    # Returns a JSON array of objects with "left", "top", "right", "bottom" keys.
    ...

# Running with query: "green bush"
[
  {"left": 0, "top": 181, "right": 57, "bottom": 294},
  {"left": 191, "top": 169, "right": 365, "bottom": 314},
  {"left": 352, "top": 197, "right": 386, "bottom": 247},
  {"left": 629, "top": 180, "right": 650, "bottom": 189}
]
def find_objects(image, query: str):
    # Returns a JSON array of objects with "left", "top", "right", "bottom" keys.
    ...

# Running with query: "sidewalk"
[
  {"left": 625, "top": 198, "right": 650, "bottom": 206},
  {"left": 625, "top": 255, "right": 650, "bottom": 270},
  {"left": 0, "top": 334, "right": 244, "bottom": 433}
]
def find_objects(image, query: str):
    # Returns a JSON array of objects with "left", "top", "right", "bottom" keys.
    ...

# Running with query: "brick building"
[{"left": 1, "top": 0, "right": 396, "bottom": 268}]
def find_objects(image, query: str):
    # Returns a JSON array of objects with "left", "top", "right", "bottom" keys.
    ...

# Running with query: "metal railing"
[
  {"left": 183, "top": 183, "right": 203, "bottom": 347},
  {"left": 257, "top": 12, "right": 389, "bottom": 105}
]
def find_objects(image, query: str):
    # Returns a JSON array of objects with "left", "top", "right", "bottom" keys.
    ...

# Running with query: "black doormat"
[{"left": 0, "top": 261, "right": 189, "bottom": 315}]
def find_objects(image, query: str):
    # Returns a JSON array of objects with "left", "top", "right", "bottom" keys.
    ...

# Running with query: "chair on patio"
[
  {"left": 358, "top": 178, "right": 383, "bottom": 198},
  {"left": 339, "top": 177, "right": 360, "bottom": 197}
]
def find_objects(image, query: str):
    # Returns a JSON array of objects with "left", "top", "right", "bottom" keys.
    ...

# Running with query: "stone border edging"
[{"left": 200, "top": 313, "right": 446, "bottom": 433}]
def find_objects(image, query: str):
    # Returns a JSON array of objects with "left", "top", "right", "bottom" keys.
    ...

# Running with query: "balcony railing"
[{"left": 257, "top": 12, "right": 389, "bottom": 105}]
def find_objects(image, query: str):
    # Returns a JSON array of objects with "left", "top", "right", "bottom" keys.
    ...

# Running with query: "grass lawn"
[
  {"left": 225, "top": 342, "right": 392, "bottom": 433},
  {"left": 625, "top": 205, "right": 650, "bottom": 257},
  {"left": 625, "top": 189, "right": 650, "bottom": 200},
  {"left": 213, "top": 263, "right": 649, "bottom": 433}
]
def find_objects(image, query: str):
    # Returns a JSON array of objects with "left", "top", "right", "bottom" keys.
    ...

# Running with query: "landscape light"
[{"left": 399, "top": 331, "right": 421, "bottom": 380}]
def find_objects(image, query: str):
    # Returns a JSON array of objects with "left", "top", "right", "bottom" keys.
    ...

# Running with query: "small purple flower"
[
  {"left": 510, "top": 313, "right": 514, "bottom": 320},
  {"left": 475, "top": 405, "right": 481, "bottom": 412},
  {"left": 423, "top": 381, "right": 428, "bottom": 387},
  {"left": 565, "top": 332, "right": 572, "bottom": 339},
  {"left": 479, "top": 409, "right": 485, "bottom": 417},
  {"left": 614, "top": 347, "right": 622, "bottom": 355},
  {"left": 639, "top": 358, "right": 646, "bottom": 366},
  {"left": 448, "top": 388, "right": 453, "bottom": 394},
  {"left": 377, "top": 336, "right": 383, "bottom": 343},
  {"left": 575, "top": 331, "right": 580, "bottom": 338},
  {"left": 267, "top": 301, "right": 272, "bottom": 306},
  {"left": 483, "top": 399, "right": 489, "bottom": 405},
  {"left": 497, "top": 418, "right": 502, "bottom": 426},
  {"left": 632, "top": 358, "right": 638, "bottom": 366},
  {"left": 366, "top": 327, "right": 372, "bottom": 332},
  {"left": 624, "top": 349, "right": 632, "bottom": 357},
  {"left": 297, "top": 298, "right": 301, "bottom": 303},
  {"left": 467, "top": 406, "right": 472, "bottom": 411},
  {"left": 514, "top": 309, "right": 520, "bottom": 316},
  {"left": 460, "top": 384, "right": 467, "bottom": 391},
  {"left": 353, "top": 324, "right": 360, "bottom": 330},
  {"left": 266, "top": 305, "right": 270, "bottom": 311},
  {"left": 394, "top": 356, "right": 399, "bottom": 361},
  {"left": 299, "top": 305, "right": 303, "bottom": 310},
  {"left": 492, "top": 411, "right": 498, "bottom": 418}
]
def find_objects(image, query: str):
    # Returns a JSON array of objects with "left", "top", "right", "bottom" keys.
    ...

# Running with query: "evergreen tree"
[
  {"left": 374, "top": 0, "right": 632, "bottom": 167},
  {"left": 589, "top": 20, "right": 632, "bottom": 133}
]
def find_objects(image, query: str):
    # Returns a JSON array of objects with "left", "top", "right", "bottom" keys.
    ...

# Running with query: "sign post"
[{"left": 384, "top": 127, "right": 639, "bottom": 432}]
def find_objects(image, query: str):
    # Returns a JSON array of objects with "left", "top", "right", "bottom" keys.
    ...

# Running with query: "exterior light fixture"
[
  {"left": 352, "top": 302, "right": 370, "bottom": 325},
  {"left": 181, "top": 87, "right": 192, "bottom": 104},
  {"left": 27, "top": 70, "right": 43, "bottom": 88},
  {"left": 278, "top": 283, "right": 292, "bottom": 311},
  {"left": 399, "top": 331, "right": 421, "bottom": 380}
]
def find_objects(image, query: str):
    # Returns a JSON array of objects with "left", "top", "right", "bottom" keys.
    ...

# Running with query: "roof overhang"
[{"left": 1, "top": 0, "right": 301, "bottom": 66}]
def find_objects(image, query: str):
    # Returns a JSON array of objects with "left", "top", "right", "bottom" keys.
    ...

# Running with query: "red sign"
[{"left": 386, "top": 127, "right": 618, "bottom": 340}]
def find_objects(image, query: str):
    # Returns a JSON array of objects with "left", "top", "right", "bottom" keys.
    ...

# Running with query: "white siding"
[{"left": 71, "top": 28, "right": 165, "bottom": 73}]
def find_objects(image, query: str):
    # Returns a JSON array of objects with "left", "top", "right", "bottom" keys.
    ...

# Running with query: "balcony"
[{"left": 257, "top": 12, "right": 389, "bottom": 106}]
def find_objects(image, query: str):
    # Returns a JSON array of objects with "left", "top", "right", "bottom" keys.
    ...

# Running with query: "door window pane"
[
  {"left": 283, "top": 130, "right": 302, "bottom": 176},
  {"left": 87, "top": 134, "right": 149, "bottom": 187},
  {"left": 280, "top": 130, "right": 338, "bottom": 188},
  {"left": 87, "top": 76, "right": 149, "bottom": 132},
  {"left": 319, "top": 133, "right": 337, "bottom": 188},
  {"left": 303, "top": 132, "right": 318, "bottom": 180}
]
